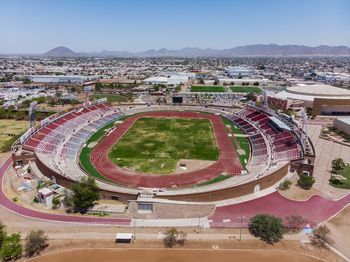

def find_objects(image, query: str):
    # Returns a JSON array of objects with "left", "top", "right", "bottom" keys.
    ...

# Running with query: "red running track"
[
  {"left": 209, "top": 191, "right": 350, "bottom": 228},
  {"left": 90, "top": 111, "right": 243, "bottom": 188},
  {"left": 0, "top": 157, "right": 130, "bottom": 225}
]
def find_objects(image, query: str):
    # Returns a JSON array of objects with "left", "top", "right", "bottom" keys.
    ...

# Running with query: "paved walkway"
[
  {"left": 308, "top": 125, "right": 350, "bottom": 198},
  {"left": 209, "top": 191, "right": 350, "bottom": 228},
  {"left": 0, "top": 157, "right": 130, "bottom": 225},
  {"left": 2, "top": 155, "right": 350, "bottom": 229}
]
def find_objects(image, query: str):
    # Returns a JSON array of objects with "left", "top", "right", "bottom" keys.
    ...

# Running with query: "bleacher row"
[
  {"left": 236, "top": 107, "right": 302, "bottom": 163},
  {"left": 22, "top": 103, "right": 124, "bottom": 163},
  {"left": 225, "top": 107, "right": 302, "bottom": 165}
]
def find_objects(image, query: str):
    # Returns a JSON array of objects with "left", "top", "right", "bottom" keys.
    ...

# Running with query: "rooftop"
[{"left": 286, "top": 84, "right": 350, "bottom": 97}]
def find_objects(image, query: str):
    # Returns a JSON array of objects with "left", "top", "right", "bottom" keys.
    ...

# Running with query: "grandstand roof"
[
  {"left": 287, "top": 84, "right": 350, "bottom": 97},
  {"left": 274, "top": 84, "right": 350, "bottom": 102},
  {"left": 268, "top": 116, "right": 291, "bottom": 131}
]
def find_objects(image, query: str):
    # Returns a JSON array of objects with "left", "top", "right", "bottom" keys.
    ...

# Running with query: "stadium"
[
  {"left": 271, "top": 84, "right": 350, "bottom": 115},
  {"left": 11, "top": 99, "right": 315, "bottom": 214}
]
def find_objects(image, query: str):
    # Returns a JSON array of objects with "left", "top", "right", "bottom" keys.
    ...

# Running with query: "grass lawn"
[
  {"left": 0, "top": 120, "right": 28, "bottom": 152},
  {"left": 197, "top": 175, "right": 230, "bottom": 186},
  {"left": 190, "top": 86, "right": 226, "bottom": 93},
  {"left": 109, "top": 117, "right": 219, "bottom": 174},
  {"left": 230, "top": 86, "right": 262, "bottom": 93},
  {"left": 222, "top": 117, "right": 250, "bottom": 168},
  {"left": 89, "top": 93, "right": 131, "bottom": 103},
  {"left": 330, "top": 166, "right": 350, "bottom": 189}
]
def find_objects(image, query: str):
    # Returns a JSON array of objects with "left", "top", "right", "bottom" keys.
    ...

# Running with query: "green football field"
[
  {"left": 89, "top": 93, "right": 131, "bottom": 103},
  {"left": 230, "top": 86, "right": 262, "bottom": 93},
  {"left": 108, "top": 117, "right": 219, "bottom": 174},
  {"left": 190, "top": 86, "right": 226, "bottom": 92}
]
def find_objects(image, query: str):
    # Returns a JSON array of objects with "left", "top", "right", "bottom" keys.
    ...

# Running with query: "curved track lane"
[
  {"left": 209, "top": 190, "right": 350, "bottom": 227},
  {"left": 0, "top": 157, "right": 130, "bottom": 225},
  {"left": 90, "top": 111, "right": 243, "bottom": 188}
]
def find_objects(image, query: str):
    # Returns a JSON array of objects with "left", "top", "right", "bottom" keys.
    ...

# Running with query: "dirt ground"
[
  {"left": 326, "top": 205, "right": 350, "bottom": 259},
  {"left": 0, "top": 120, "right": 28, "bottom": 148},
  {"left": 174, "top": 159, "right": 215, "bottom": 174},
  {"left": 279, "top": 174, "right": 325, "bottom": 200},
  {"left": 26, "top": 246, "right": 335, "bottom": 262}
]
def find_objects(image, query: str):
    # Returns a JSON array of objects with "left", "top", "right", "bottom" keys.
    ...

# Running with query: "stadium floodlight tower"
[
  {"left": 300, "top": 108, "right": 309, "bottom": 149},
  {"left": 29, "top": 101, "right": 37, "bottom": 128},
  {"left": 84, "top": 85, "right": 94, "bottom": 104},
  {"left": 262, "top": 90, "right": 269, "bottom": 112}
]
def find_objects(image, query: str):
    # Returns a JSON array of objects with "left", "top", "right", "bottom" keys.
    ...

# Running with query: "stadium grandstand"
[{"left": 11, "top": 100, "right": 315, "bottom": 204}]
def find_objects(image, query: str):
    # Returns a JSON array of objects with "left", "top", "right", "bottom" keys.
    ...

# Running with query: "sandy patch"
[
  {"left": 28, "top": 247, "right": 327, "bottom": 262},
  {"left": 326, "top": 205, "right": 350, "bottom": 259},
  {"left": 88, "top": 142, "right": 97, "bottom": 148},
  {"left": 174, "top": 159, "right": 216, "bottom": 174},
  {"left": 278, "top": 174, "right": 325, "bottom": 200}
]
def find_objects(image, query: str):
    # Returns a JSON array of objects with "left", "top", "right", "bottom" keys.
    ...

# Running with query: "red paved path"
[
  {"left": 2, "top": 156, "right": 349, "bottom": 227},
  {"left": 91, "top": 111, "right": 242, "bottom": 188},
  {"left": 0, "top": 157, "right": 130, "bottom": 225},
  {"left": 209, "top": 191, "right": 350, "bottom": 227}
]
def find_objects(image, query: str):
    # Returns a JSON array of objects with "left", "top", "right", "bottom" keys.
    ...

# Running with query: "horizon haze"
[{"left": 1, "top": 0, "right": 350, "bottom": 54}]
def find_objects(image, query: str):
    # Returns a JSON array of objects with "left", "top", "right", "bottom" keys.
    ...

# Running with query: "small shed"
[
  {"left": 37, "top": 187, "right": 54, "bottom": 207},
  {"left": 115, "top": 233, "right": 134, "bottom": 243}
]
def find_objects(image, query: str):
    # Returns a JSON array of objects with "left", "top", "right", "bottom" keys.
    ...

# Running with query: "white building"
[
  {"left": 226, "top": 66, "right": 251, "bottom": 78},
  {"left": 37, "top": 187, "right": 54, "bottom": 207},
  {"left": 26, "top": 75, "right": 92, "bottom": 83},
  {"left": 143, "top": 72, "right": 191, "bottom": 85}
]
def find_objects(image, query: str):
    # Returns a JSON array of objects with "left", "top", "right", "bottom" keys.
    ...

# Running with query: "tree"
[
  {"left": 297, "top": 175, "right": 315, "bottom": 190},
  {"left": 331, "top": 158, "right": 345, "bottom": 174},
  {"left": 24, "top": 230, "right": 48, "bottom": 257},
  {"left": 0, "top": 233, "right": 22, "bottom": 261},
  {"left": 310, "top": 225, "right": 334, "bottom": 249},
  {"left": 63, "top": 190, "right": 74, "bottom": 213},
  {"left": 279, "top": 179, "right": 292, "bottom": 191},
  {"left": 22, "top": 78, "right": 32, "bottom": 85},
  {"left": 0, "top": 223, "right": 6, "bottom": 247},
  {"left": 285, "top": 215, "right": 306, "bottom": 233},
  {"left": 163, "top": 228, "right": 187, "bottom": 248},
  {"left": 246, "top": 92, "right": 255, "bottom": 101},
  {"left": 52, "top": 197, "right": 60, "bottom": 209},
  {"left": 248, "top": 214, "right": 286, "bottom": 244},
  {"left": 71, "top": 177, "right": 100, "bottom": 213}
]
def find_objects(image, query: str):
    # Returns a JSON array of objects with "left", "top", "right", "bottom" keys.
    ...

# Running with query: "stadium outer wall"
[{"left": 33, "top": 151, "right": 289, "bottom": 202}]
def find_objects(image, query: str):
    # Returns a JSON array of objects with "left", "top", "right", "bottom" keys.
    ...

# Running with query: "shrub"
[
  {"left": 24, "top": 230, "right": 48, "bottom": 257},
  {"left": 0, "top": 233, "right": 22, "bottom": 261},
  {"left": 310, "top": 225, "right": 334, "bottom": 249},
  {"left": 331, "top": 158, "right": 345, "bottom": 174},
  {"left": 163, "top": 228, "right": 187, "bottom": 248},
  {"left": 285, "top": 215, "right": 306, "bottom": 233},
  {"left": 298, "top": 175, "right": 315, "bottom": 190},
  {"left": 0, "top": 223, "right": 6, "bottom": 247},
  {"left": 52, "top": 197, "right": 60, "bottom": 209},
  {"left": 279, "top": 179, "right": 292, "bottom": 191},
  {"left": 248, "top": 214, "right": 286, "bottom": 244}
]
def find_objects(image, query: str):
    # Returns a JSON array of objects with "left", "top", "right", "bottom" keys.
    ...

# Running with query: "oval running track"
[
  {"left": 90, "top": 111, "right": 243, "bottom": 188},
  {"left": 0, "top": 157, "right": 130, "bottom": 225}
]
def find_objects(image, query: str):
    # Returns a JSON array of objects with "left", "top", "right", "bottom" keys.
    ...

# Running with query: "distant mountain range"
[{"left": 9, "top": 44, "right": 350, "bottom": 57}]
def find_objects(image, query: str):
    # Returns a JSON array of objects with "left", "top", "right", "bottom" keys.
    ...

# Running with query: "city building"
[{"left": 272, "top": 84, "right": 350, "bottom": 115}]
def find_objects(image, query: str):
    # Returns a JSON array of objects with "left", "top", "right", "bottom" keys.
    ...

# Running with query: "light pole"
[
  {"left": 133, "top": 214, "right": 136, "bottom": 241},
  {"left": 238, "top": 216, "right": 245, "bottom": 241},
  {"left": 198, "top": 212, "right": 202, "bottom": 232}
]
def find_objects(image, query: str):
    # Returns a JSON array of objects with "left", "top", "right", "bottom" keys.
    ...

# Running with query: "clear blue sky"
[{"left": 1, "top": 0, "right": 349, "bottom": 53}]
